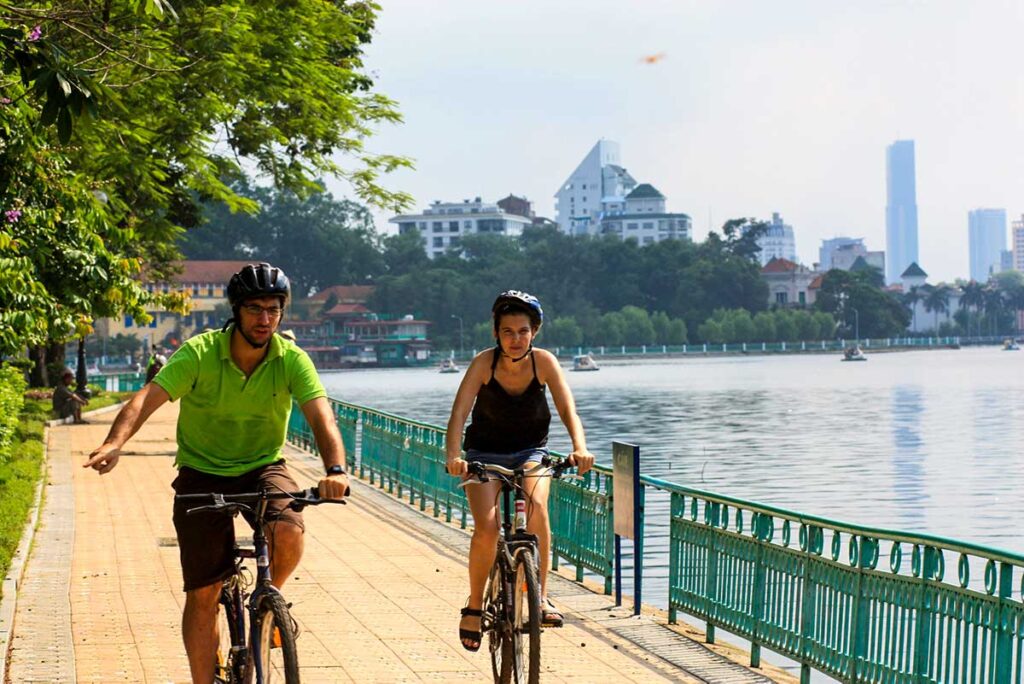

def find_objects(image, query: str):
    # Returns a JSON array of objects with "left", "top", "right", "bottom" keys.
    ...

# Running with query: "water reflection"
[{"left": 889, "top": 386, "right": 927, "bottom": 528}]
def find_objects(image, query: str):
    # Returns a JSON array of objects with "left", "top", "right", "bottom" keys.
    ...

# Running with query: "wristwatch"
[{"left": 326, "top": 464, "right": 346, "bottom": 476}]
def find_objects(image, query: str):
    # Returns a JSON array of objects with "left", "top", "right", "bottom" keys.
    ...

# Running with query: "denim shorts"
[{"left": 464, "top": 447, "right": 548, "bottom": 469}]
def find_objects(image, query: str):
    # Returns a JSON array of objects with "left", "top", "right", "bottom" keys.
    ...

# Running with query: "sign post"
[{"left": 612, "top": 441, "right": 642, "bottom": 615}]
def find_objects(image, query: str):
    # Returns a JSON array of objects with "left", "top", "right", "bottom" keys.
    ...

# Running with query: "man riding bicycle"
[{"left": 84, "top": 262, "right": 349, "bottom": 684}]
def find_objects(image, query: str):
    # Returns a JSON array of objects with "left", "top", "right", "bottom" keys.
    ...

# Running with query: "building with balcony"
[
  {"left": 596, "top": 183, "right": 691, "bottom": 244},
  {"left": 390, "top": 197, "right": 534, "bottom": 259}
]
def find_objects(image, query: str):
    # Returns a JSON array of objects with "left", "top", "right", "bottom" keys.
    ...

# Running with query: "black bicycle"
[
  {"left": 176, "top": 487, "right": 345, "bottom": 684},
  {"left": 462, "top": 456, "right": 575, "bottom": 684}
]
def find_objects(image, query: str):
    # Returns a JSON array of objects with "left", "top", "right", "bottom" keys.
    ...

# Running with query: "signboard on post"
[
  {"left": 613, "top": 442, "right": 639, "bottom": 538},
  {"left": 612, "top": 441, "right": 642, "bottom": 614}
]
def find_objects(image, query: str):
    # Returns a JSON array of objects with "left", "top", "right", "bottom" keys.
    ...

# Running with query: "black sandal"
[
  {"left": 541, "top": 598, "right": 564, "bottom": 628},
  {"left": 459, "top": 607, "right": 483, "bottom": 652}
]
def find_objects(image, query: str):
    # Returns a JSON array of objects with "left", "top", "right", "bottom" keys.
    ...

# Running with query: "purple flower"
[
  {"left": 28, "top": 26, "right": 41, "bottom": 42},
  {"left": 5, "top": 209, "right": 22, "bottom": 223},
  {"left": 0, "top": 98, "right": 11, "bottom": 106}
]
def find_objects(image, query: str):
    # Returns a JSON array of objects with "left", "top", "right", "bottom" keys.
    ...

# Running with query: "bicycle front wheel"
[
  {"left": 216, "top": 583, "right": 245, "bottom": 684},
  {"left": 511, "top": 548, "right": 542, "bottom": 684},
  {"left": 252, "top": 592, "right": 300, "bottom": 683},
  {"left": 484, "top": 561, "right": 512, "bottom": 682}
]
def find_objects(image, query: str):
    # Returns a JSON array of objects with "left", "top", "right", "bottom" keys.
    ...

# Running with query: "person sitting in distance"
[{"left": 52, "top": 369, "right": 89, "bottom": 424}]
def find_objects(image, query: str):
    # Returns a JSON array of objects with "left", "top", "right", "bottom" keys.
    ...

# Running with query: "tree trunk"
[{"left": 28, "top": 346, "right": 48, "bottom": 387}]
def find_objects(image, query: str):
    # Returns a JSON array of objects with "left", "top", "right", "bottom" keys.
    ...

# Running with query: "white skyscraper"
[
  {"left": 553, "top": 140, "right": 636, "bottom": 235},
  {"left": 754, "top": 212, "right": 797, "bottom": 266},
  {"left": 967, "top": 208, "right": 1007, "bottom": 282}
]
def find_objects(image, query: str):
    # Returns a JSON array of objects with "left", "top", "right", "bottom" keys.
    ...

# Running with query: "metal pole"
[{"left": 450, "top": 314, "right": 463, "bottom": 357}]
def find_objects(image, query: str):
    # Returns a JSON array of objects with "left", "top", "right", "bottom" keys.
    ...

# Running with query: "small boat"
[
  {"left": 842, "top": 346, "right": 867, "bottom": 362},
  {"left": 1003, "top": 339, "right": 1020, "bottom": 351},
  {"left": 572, "top": 353, "right": 600, "bottom": 371},
  {"left": 438, "top": 358, "right": 460, "bottom": 373}
]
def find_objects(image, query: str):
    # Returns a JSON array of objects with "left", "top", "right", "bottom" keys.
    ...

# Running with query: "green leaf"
[{"left": 57, "top": 107, "right": 73, "bottom": 143}]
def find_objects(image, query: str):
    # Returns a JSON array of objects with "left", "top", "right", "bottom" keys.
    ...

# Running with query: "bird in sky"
[{"left": 640, "top": 53, "right": 666, "bottom": 65}]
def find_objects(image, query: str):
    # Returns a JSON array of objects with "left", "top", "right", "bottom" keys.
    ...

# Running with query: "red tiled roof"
[
  {"left": 324, "top": 303, "right": 370, "bottom": 316},
  {"left": 172, "top": 260, "right": 252, "bottom": 284},
  {"left": 761, "top": 257, "right": 799, "bottom": 274},
  {"left": 309, "top": 285, "right": 375, "bottom": 303},
  {"left": 808, "top": 274, "right": 825, "bottom": 289}
]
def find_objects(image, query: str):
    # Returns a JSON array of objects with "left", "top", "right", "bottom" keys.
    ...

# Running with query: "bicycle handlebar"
[
  {"left": 177, "top": 487, "right": 349, "bottom": 516},
  {"left": 464, "top": 456, "right": 578, "bottom": 484}
]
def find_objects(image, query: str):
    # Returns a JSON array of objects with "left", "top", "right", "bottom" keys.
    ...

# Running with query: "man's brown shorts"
[{"left": 171, "top": 461, "right": 304, "bottom": 592}]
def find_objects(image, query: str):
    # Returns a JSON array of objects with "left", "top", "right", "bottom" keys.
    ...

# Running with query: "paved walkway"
[{"left": 5, "top": 403, "right": 792, "bottom": 683}]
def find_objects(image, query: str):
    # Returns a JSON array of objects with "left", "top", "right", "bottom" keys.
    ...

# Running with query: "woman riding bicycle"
[{"left": 446, "top": 290, "right": 595, "bottom": 652}]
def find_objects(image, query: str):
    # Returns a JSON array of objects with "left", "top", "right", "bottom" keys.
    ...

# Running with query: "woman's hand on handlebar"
[
  {"left": 446, "top": 454, "right": 468, "bottom": 477},
  {"left": 567, "top": 448, "right": 595, "bottom": 475}
]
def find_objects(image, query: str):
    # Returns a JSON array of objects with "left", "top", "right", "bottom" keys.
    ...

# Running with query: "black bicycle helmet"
[
  {"left": 227, "top": 263, "right": 290, "bottom": 307},
  {"left": 491, "top": 290, "right": 543, "bottom": 331}
]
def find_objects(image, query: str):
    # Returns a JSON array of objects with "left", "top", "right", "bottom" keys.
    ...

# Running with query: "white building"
[
  {"left": 389, "top": 198, "right": 533, "bottom": 259},
  {"left": 554, "top": 140, "right": 637, "bottom": 235},
  {"left": 900, "top": 263, "right": 962, "bottom": 334},
  {"left": 752, "top": 212, "right": 797, "bottom": 266},
  {"left": 967, "top": 208, "right": 1007, "bottom": 282},
  {"left": 1012, "top": 214, "right": 1024, "bottom": 272},
  {"left": 818, "top": 237, "right": 884, "bottom": 274},
  {"left": 597, "top": 184, "right": 691, "bottom": 245}
]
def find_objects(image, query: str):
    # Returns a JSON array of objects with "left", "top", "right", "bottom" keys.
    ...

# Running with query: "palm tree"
[
  {"left": 903, "top": 286, "right": 923, "bottom": 333},
  {"left": 959, "top": 280, "right": 986, "bottom": 337},
  {"left": 922, "top": 284, "right": 951, "bottom": 334},
  {"left": 983, "top": 286, "right": 1005, "bottom": 336}
]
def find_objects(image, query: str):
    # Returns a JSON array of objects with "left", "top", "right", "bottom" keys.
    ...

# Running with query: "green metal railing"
[
  {"left": 287, "top": 398, "right": 1024, "bottom": 683},
  {"left": 87, "top": 372, "right": 146, "bottom": 392},
  {"left": 651, "top": 476, "right": 1024, "bottom": 683}
]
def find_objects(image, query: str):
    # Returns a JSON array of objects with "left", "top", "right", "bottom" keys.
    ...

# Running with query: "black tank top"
[{"left": 463, "top": 349, "right": 551, "bottom": 453}]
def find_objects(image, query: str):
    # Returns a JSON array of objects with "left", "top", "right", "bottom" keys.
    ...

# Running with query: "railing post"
[
  {"left": 749, "top": 513, "right": 770, "bottom": 668},
  {"left": 850, "top": 536, "right": 877, "bottom": 681},
  {"left": 798, "top": 525, "right": 819, "bottom": 684},
  {"left": 913, "top": 545, "right": 939, "bottom": 682},
  {"left": 995, "top": 561, "right": 1014, "bottom": 684},
  {"left": 704, "top": 501, "right": 720, "bottom": 644}
]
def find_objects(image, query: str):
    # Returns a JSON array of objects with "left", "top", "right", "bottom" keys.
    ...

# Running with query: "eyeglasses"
[{"left": 241, "top": 304, "right": 284, "bottom": 319}]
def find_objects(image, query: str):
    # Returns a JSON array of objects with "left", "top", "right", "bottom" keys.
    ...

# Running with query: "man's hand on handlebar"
[{"left": 318, "top": 472, "right": 350, "bottom": 500}]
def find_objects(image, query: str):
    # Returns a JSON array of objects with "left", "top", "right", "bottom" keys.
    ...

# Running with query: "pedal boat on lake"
[
  {"left": 842, "top": 346, "right": 867, "bottom": 362},
  {"left": 1003, "top": 339, "right": 1020, "bottom": 351},
  {"left": 438, "top": 358, "right": 461, "bottom": 373},
  {"left": 571, "top": 353, "right": 600, "bottom": 372}
]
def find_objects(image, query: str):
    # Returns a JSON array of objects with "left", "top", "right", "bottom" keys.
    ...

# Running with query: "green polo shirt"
[{"left": 154, "top": 327, "right": 326, "bottom": 476}]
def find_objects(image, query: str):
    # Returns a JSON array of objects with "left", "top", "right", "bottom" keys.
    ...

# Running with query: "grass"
[{"left": 0, "top": 390, "right": 133, "bottom": 598}]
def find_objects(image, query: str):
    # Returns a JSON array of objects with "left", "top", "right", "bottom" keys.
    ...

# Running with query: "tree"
[
  {"left": 2, "top": 1, "right": 412, "bottom": 376},
  {"left": 922, "top": 285, "right": 951, "bottom": 333},
  {"left": 902, "top": 286, "right": 923, "bottom": 333},
  {"left": 183, "top": 180, "right": 384, "bottom": 297},
  {"left": 544, "top": 317, "right": 583, "bottom": 348},
  {"left": 815, "top": 269, "right": 909, "bottom": 338},
  {"left": 619, "top": 306, "right": 655, "bottom": 346},
  {"left": 958, "top": 280, "right": 986, "bottom": 337},
  {"left": 753, "top": 312, "right": 776, "bottom": 342}
]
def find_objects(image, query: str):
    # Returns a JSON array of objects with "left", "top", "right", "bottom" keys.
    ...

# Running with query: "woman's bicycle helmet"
[
  {"left": 491, "top": 290, "right": 543, "bottom": 331},
  {"left": 227, "top": 263, "right": 291, "bottom": 307}
]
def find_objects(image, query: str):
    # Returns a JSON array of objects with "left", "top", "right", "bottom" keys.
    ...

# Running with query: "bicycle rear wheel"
[
  {"left": 252, "top": 592, "right": 300, "bottom": 683},
  {"left": 484, "top": 561, "right": 514, "bottom": 683},
  {"left": 510, "top": 548, "right": 542, "bottom": 684}
]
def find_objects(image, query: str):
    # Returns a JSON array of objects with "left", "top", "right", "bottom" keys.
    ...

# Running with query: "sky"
[{"left": 324, "top": 0, "right": 1024, "bottom": 283}]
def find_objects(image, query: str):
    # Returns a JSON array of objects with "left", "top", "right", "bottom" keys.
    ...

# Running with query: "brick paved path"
[{"left": 5, "top": 403, "right": 790, "bottom": 683}]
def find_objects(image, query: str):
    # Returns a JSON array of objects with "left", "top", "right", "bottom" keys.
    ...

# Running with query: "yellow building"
[{"left": 94, "top": 260, "right": 251, "bottom": 348}]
